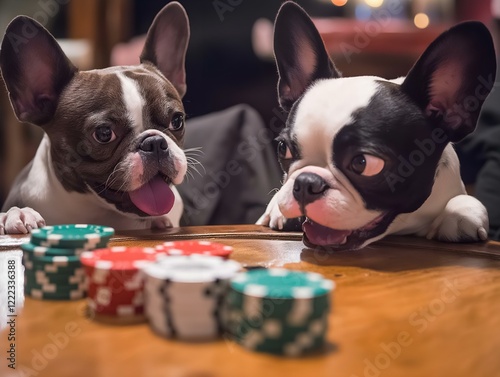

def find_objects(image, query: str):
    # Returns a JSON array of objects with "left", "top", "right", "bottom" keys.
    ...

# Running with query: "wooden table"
[{"left": 1, "top": 225, "right": 499, "bottom": 377}]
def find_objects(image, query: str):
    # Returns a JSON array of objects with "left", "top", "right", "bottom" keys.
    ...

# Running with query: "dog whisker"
[
  {"left": 187, "top": 158, "right": 206, "bottom": 177},
  {"left": 184, "top": 147, "right": 204, "bottom": 153},
  {"left": 184, "top": 170, "right": 194, "bottom": 182},
  {"left": 104, "top": 165, "right": 130, "bottom": 191},
  {"left": 268, "top": 188, "right": 280, "bottom": 195},
  {"left": 186, "top": 159, "right": 204, "bottom": 168}
]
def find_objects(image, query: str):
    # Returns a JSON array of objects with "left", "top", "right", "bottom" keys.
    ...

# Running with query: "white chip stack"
[{"left": 143, "top": 255, "right": 241, "bottom": 341}]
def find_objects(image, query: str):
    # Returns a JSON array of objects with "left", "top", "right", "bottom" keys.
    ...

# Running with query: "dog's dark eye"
[
  {"left": 93, "top": 126, "right": 116, "bottom": 144},
  {"left": 277, "top": 141, "right": 292, "bottom": 160},
  {"left": 169, "top": 113, "right": 185, "bottom": 131},
  {"left": 350, "top": 154, "right": 385, "bottom": 176}
]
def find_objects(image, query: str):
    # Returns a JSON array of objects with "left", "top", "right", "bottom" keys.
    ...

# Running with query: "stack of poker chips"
[
  {"left": 143, "top": 254, "right": 241, "bottom": 341},
  {"left": 21, "top": 224, "right": 115, "bottom": 300},
  {"left": 81, "top": 246, "right": 164, "bottom": 321},
  {"left": 226, "top": 268, "right": 335, "bottom": 357}
]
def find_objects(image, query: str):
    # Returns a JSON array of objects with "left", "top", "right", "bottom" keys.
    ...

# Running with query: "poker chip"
[
  {"left": 155, "top": 241, "right": 233, "bottom": 259},
  {"left": 27, "top": 288, "right": 86, "bottom": 301},
  {"left": 23, "top": 252, "right": 81, "bottom": 266},
  {"left": 22, "top": 224, "right": 114, "bottom": 301},
  {"left": 24, "top": 268, "right": 86, "bottom": 286},
  {"left": 226, "top": 269, "right": 334, "bottom": 356},
  {"left": 30, "top": 224, "right": 114, "bottom": 249},
  {"left": 81, "top": 246, "right": 158, "bottom": 271},
  {"left": 25, "top": 280, "right": 86, "bottom": 292},
  {"left": 81, "top": 246, "right": 164, "bottom": 320},
  {"left": 21, "top": 242, "right": 86, "bottom": 257},
  {"left": 230, "top": 268, "right": 333, "bottom": 299},
  {"left": 143, "top": 255, "right": 241, "bottom": 341}
]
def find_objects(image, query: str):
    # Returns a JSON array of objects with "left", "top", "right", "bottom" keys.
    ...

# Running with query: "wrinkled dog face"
[
  {"left": 0, "top": 3, "right": 190, "bottom": 218},
  {"left": 53, "top": 64, "right": 187, "bottom": 217},
  {"left": 272, "top": 2, "right": 495, "bottom": 250},
  {"left": 275, "top": 77, "right": 441, "bottom": 250}
]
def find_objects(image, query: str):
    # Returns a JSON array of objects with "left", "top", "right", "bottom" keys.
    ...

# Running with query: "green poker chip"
[
  {"left": 26, "top": 287, "right": 86, "bottom": 301},
  {"left": 23, "top": 264, "right": 81, "bottom": 274},
  {"left": 25, "top": 264, "right": 84, "bottom": 276},
  {"left": 226, "top": 269, "right": 334, "bottom": 357},
  {"left": 24, "top": 263, "right": 83, "bottom": 273},
  {"left": 21, "top": 242, "right": 87, "bottom": 257},
  {"left": 234, "top": 316, "right": 328, "bottom": 356},
  {"left": 24, "top": 269, "right": 85, "bottom": 285},
  {"left": 21, "top": 224, "right": 112, "bottom": 301},
  {"left": 25, "top": 280, "right": 86, "bottom": 291},
  {"left": 226, "top": 289, "right": 330, "bottom": 323},
  {"left": 230, "top": 269, "right": 334, "bottom": 299},
  {"left": 30, "top": 224, "right": 114, "bottom": 249},
  {"left": 23, "top": 253, "right": 81, "bottom": 265},
  {"left": 24, "top": 280, "right": 86, "bottom": 292},
  {"left": 23, "top": 257, "right": 82, "bottom": 274}
]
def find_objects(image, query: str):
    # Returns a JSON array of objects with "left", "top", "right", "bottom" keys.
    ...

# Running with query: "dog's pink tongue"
[
  {"left": 303, "top": 219, "right": 352, "bottom": 246},
  {"left": 129, "top": 176, "right": 175, "bottom": 216}
]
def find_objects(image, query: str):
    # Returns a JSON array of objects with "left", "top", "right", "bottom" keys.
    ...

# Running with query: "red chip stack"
[{"left": 81, "top": 246, "right": 164, "bottom": 322}]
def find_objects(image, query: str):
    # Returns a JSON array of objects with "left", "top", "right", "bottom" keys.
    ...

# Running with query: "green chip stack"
[
  {"left": 226, "top": 268, "right": 335, "bottom": 357},
  {"left": 22, "top": 224, "right": 115, "bottom": 300}
]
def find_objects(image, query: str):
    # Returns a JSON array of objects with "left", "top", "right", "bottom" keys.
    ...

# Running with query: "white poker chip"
[
  {"left": 146, "top": 255, "right": 241, "bottom": 283},
  {"left": 143, "top": 255, "right": 242, "bottom": 341}
]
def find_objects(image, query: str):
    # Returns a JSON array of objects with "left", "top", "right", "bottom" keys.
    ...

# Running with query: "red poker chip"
[
  {"left": 85, "top": 267, "right": 143, "bottom": 289},
  {"left": 87, "top": 283, "right": 141, "bottom": 301},
  {"left": 87, "top": 283, "right": 144, "bottom": 312},
  {"left": 81, "top": 246, "right": 163, "bottom": 270},
  {"left": 88, "top": 298, "right": 144, "bottom": 316},
  {"left": 89, "top": 300, "right": 144, "bottom": 315},
  {"left": 155, "top": 241, "right": 233, "bottom": 259},
  {"left": 82, "top": 247, "right": 157, "bottom": 318}
]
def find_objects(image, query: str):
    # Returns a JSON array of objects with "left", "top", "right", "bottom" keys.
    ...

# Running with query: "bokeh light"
[
  {"left": 331, "top": 0, "right": 349, "bottom": 6},
  {"left": 365, "top": 0, "right": 384, "bottom": 8},
  {"left": 414, "top": 13, "right": 430, "bottom": 29},
  {"left": 355, "top": 4, "right": 372, "bottom": 20}
]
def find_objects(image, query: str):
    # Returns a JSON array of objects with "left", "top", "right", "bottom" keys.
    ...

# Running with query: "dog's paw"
[
  {"left": 256, "top": 194, "right": 285, "bottom": 229},
  {"left": 151, "top": 216, "right": 173, "bottom": 230},
  {"left": 256, "top": 194, "right": 301, "bottom": 231},
  {"left": 0, "top": 207, "right": 46, "bottom": 235},
  {"left": 426, "top": 195, "right": 489, "bottom": 242}
]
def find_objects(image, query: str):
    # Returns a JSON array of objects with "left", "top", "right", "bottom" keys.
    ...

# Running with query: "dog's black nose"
[
  {"left": 293, "top": 172, "right": 329, "bottom": 205},
  {"left": 139, "top": 135, "right": 168, "bottom": 157}
]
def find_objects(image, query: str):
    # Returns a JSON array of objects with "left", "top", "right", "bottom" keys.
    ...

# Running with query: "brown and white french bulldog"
[
  {"left": 258, "top": 2, "right": 497, "bottom": 251},
  {"left": 0, "top": 2, "right": 189, "bottom": 234}
]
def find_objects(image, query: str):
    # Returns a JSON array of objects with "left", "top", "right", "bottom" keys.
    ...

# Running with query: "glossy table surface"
[{"left": 0, "top": 225, "right": 499, "bottom": 377}]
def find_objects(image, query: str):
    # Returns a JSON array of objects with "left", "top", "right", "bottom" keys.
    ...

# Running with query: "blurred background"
[{"left": 0, "top": 0, "right": 496, "bottom": 209}]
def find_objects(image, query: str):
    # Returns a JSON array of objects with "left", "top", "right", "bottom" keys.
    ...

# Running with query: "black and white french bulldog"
[
  {"left": 257, "top": 2, "right": 497, "bottom": 251},
  {"left": 0, "top": 2, "right": 189, "bottom": 234}
]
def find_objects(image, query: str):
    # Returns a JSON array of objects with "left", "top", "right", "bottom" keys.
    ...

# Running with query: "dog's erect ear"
[
  {"left": 274, "top": 1, "right": 340, "bottom": 112},
  {"left": 140, "top": 1, "right": 190, "bottom": 98},
  {"left": 401, "top": 21, "right": 496, "bottom": 142},
  {"left": 0, "top": 16, "right": 77, "bottom": 126}
]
